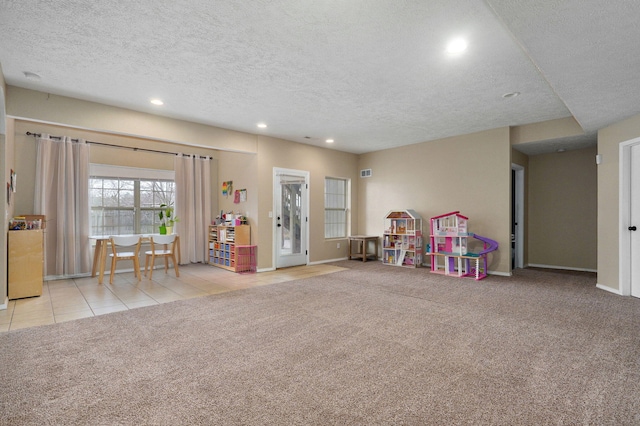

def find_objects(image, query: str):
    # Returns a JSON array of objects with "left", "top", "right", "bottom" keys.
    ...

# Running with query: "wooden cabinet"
[
  {"left": 8, "top": 229, "right": 44, "bottom": 299},
  {"left": 208, "top": 225, "right": 251, "bottom": 272},
  {"left": 382, "top": 210, "right": 423, "bottom": 268}
]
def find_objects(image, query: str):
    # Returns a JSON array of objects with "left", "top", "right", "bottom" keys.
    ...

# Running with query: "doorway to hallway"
[{"left": 511, "top": 164, "right": 524, "bottom": 271}]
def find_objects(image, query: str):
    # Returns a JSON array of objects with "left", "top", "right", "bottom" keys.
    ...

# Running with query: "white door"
[
  {"left": 274, "top": 169, "right": 308, "bottom": 268},
  {"left": 630, "top": 144, "right": 640, "bottom": 297}
]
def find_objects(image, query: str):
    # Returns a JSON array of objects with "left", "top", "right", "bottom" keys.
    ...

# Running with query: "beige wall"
[
  {"left": 359, "top": 128, "right": 511, "bottom": 275},
  {"left": 217, "top": 151, "right": 258, "bottom": 244},
  {"left": 256, "top": 135, "right": 359, "bottom": 269},
  {"left": 6, "top": 118, "right": 14, "bottom": 219},
  {"left": 0, "top": 64, "right": 5, "bottom": 134},
  {"left": 7, "top": 86, "right": 258, "bottom": 154},
  {"left": 511, "top": 117, "right": 583, "bottom": 146},
  {"left": 511, "top": 148, "right": 529, "bottom": 168},
  {"left": 527, "top": 146, "right": 597, "bottom": 270},
  {"left": 597, "top": 112, "right": 640, "bottom": 291}
]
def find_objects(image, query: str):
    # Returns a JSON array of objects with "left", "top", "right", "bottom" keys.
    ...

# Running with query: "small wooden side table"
[{"left": 348, "top": 235, "right": 379, "bottom": 262}]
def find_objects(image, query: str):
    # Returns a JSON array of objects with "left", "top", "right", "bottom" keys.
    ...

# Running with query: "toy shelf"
[{"left": 208, "top": 224, "right": 251, "bottom": 272}]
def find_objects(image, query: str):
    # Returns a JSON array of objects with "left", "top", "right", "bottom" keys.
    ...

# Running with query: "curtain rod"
[{"left": 25, "top": 132, "right": 211, "bottom": 159}]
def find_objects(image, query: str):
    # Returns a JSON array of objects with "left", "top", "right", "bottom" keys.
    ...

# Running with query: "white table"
[{"left": 90, "top": 234, "right": 180, "bottom": 284}]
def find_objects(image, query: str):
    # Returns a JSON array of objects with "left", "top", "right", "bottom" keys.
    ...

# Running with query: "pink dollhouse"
[{"left": 428, "top": 211, "right": 498, "bottom": 280}]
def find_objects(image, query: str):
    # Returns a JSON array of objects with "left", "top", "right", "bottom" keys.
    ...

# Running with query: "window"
[
  {"left": 324, "top": 177, "right": 349, "bottom": 238},
  {"left": 89, "top": 165, "right": 175, "bottom": 236}
]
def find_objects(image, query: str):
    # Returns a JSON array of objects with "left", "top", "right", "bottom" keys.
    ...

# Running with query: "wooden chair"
[
  {"left": 144, "top": 234, "right": 180, "bottom": 280},
  {"left": 108, "top": 235, "right": 142, "bottom": 284}
]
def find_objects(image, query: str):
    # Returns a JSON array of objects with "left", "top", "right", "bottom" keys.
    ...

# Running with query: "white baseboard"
[
  {"left": 45, "top": 272, "right": 92, "bottom": 281},
  {"left": 596, "top": 283, "right": 623, "bottom": 295},
  {"left": 527, "top": 263, "right": 597, "bottom": 273},
  {"left": 0, "top": 296, "right": 8, "bottom": 311},
  {"left": 488, "top": 270, "right": 511, "bottom": 277},
  {"left": 308, "top": 257, "right": 348, "bottom": 265}
]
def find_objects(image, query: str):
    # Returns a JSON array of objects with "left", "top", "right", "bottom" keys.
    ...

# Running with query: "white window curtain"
[
  {"left": 34, "top": 134, "right": 91, "bottom": 276},
  {"left": 174, "top": 155, "right": 211, "bottom": 263}
]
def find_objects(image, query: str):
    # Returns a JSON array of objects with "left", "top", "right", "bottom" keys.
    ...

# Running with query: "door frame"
[
  {"left": 0, "top": 85, "right": 6, "bottom": 310},
  {"left": 272, "top": 167, "right": 309, "bottom": 269},
  {"left": 619, "top": 137, "right": 640, "bottom": 296},
  {"left": 511, "top": 163, "right": 525, "bottom": 270}
]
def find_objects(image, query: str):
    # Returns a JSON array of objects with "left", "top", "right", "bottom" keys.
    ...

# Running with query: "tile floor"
[{"left": 0, "top": 263, "right": 346, "bottom": 332}]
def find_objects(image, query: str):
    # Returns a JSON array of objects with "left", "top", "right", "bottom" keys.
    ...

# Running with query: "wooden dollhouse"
[{"left": 382, "top": 209, "right": 423, "bottom": 268}]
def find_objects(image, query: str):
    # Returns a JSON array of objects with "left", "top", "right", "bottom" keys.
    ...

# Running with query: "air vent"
[{"left": 360, "top": 168, "right": 372, "bottom": 178}]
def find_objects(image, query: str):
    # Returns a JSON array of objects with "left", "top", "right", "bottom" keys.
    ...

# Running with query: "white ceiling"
[{"left": 1, "top": 0, "right": 638, "bottom": 155}]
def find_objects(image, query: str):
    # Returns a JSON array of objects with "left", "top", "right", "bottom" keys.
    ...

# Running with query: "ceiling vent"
[{"left": 360, "top": 168, "right": 372, "bottom": 178}]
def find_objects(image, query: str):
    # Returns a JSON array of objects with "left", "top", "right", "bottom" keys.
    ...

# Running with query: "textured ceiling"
[{"left": 1, "top": 0, "right": 639, "bottom": 155}]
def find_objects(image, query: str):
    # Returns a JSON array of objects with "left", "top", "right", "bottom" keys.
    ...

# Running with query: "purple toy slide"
[{"left": 470, "top": 234, "right": 499, "bottom": 255}]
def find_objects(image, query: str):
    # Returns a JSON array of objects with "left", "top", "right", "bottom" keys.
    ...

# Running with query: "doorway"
[
  {"left": 0, "top": 86, "right": 6, "bottom": 309},
  {"left": 273, "top": 168, "right": 309, "bottom": 268},
  {"left": 511, "top": 164, "right": 524, "bottom": 270},
  {"left": 619, "top": 137, "right": 640, "bottom": 297}
]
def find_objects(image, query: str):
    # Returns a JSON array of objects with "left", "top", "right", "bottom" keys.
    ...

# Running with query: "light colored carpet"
[{"left": 1, "top": 262, "right": 640, "bottom": 425}]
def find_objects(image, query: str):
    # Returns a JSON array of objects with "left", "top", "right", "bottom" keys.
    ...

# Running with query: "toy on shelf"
[
  {"left": 427, "top": 211, "right": 498, "bottom": 280},
  {"left": 382, "top": 209, "right": 423, "bottom": 268}
]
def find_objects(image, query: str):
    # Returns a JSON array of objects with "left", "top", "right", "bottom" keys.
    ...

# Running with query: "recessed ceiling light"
[
  {"left": 150, "top": 99, "right": 164, "bottom": 105},
  {"left": 326, "top": 139, "right": 334, "bottom": 144},
  {"left": 446, "top": 38, "right": 468, "bottom": 54},
  {"left": 502, "top": 92, "right": 520, "bottom": 98},
  {"left": 257, "top": 123, "right": 267, "bottom": 129},
  {"left": 23, "top": 71, "right": 41, "bottom": 81}
]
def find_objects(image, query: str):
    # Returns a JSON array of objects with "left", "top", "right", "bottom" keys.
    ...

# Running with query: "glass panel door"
[{"left": 275, "top": 169, "right": 308, "bottom": 268}]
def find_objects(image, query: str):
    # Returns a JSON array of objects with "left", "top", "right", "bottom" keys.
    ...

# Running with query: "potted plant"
[{"left": 158, "top": 203, "right": 179, "bottom": 234}]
